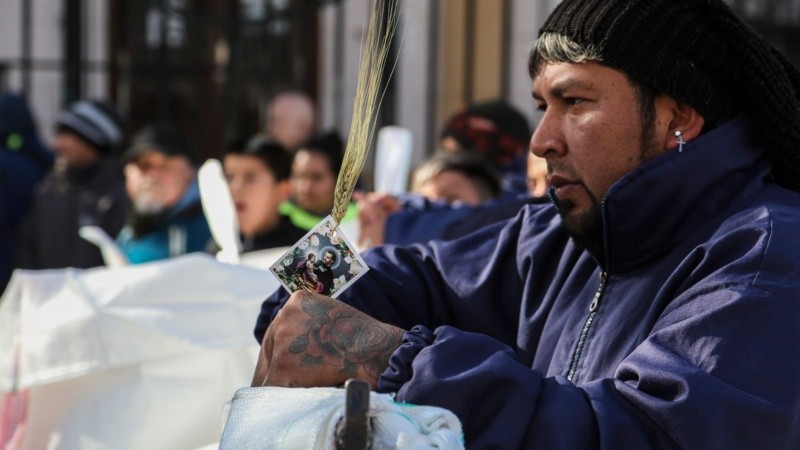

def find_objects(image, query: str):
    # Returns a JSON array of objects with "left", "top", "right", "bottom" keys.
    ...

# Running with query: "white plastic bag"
[
  {"left": 219, "top": 386, "right": 464, "bottom": 450},
  {"left": 0, "top": 253, "right": 274, "bottom": 450}
]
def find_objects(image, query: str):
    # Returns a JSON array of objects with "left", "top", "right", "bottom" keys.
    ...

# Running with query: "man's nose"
[
  {"left": 228, "top": 179, "right": 243, "bottom": 194},
  {"left": 530, "top": 111, "right": 565, "bottom": 159}
]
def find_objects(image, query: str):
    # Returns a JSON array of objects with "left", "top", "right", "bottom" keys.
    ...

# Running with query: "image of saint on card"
[{"left": 269, "top": 215, "right": 369, "bottom": 298}]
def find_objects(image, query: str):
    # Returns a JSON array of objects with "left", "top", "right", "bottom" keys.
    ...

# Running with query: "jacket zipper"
[{"left": 567, "top": 271, "right": 607, "bottom": 382}]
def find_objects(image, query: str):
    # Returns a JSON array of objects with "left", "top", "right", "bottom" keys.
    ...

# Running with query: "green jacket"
[{"left": 278, "top": 201, "right": 358, "bottom": 231}]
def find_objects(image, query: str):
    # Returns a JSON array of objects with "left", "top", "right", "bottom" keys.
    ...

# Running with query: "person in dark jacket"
[
  {"left": 252, "top": 0, "right": 800, "bottom": 448},
  {"left": 15, "top": 99, "right": 127, "bottom": 271},
  {"left": 116, "top": 124, "right": 211, "bottom": 264},
  {"left": 0, "top": 93, "right": 54, "bottom": 291},
  {"left": 357, "top": 152, "right": 549, "bottom": 249}
]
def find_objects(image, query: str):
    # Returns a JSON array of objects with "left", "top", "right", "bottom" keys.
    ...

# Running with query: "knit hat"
[
  {"left": 537, "top": 0, "right": 800, "bottom": 192},
  {"left": 440, "top": 100, "right": 531, "bottom": 168},
  {"left": 55, "top": 100, "right": 125, "bottom": 154},
  {"left": 122, "top": 124, "right": 195, "bottom": 165}
]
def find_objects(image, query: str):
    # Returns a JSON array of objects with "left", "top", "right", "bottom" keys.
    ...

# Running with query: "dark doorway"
[{"left": 109, "top": 0, "right": 329, "bottom": 161}]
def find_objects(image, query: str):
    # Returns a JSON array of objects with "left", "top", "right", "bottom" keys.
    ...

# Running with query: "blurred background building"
[{"left": 0, "top": 0, "right": 798, "bottom": 184}]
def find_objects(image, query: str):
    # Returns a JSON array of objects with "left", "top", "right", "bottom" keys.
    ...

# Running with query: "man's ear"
[{"left": 668, "top": 102, "right": 705, "bottom": 151}]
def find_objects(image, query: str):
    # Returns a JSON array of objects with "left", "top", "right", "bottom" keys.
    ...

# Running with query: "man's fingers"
[
  {"left": 254, "top": 292, "right": 404, "bottom": 389},
  {"left": 250, "top": 326, "right": 275, "bottom": 387}
]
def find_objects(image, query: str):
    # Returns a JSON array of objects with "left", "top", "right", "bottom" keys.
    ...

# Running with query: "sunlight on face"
[
  {"left": 531, "top": 61, "right": 666, "bottom": 255},
  {"left": 416, "top": 170, "right": 485, "bottom": 206},
  {"left": 527, "top": 153, "right": 549, "bottom": 197},
  {"left": 290, "top": 150, "right": 337, "bottom": 215},
  {"left": 224, "top": 154, "right": 288, "bottom": 237},
  {"left": 124, "top": 150, "right": 194, "bottom": 214}
]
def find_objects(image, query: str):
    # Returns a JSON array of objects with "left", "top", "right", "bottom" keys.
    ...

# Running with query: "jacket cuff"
[{"left": 377, "top": 325, "right": 435, "bottom": 393}]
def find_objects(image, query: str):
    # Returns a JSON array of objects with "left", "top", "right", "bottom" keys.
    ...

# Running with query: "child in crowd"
[
  {"left": 221, "top": 136, "right": 306, "bottom": 252},
  {"left": 280, "top": 131, "right": 357, "bottom": 230}
]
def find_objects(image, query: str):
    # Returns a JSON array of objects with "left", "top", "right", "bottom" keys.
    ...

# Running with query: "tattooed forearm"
[{"left": 289, "top": 295, "right": 404, "bottom": 379}]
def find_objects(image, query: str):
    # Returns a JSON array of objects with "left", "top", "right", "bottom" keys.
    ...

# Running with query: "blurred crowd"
[{"left": 0, "top": 89, "right": 548, "bottom": 294}]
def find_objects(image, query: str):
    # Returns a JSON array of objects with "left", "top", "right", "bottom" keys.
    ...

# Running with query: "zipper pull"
[{"left": 589, "top": 272, "right": 607, "bottom": 312}]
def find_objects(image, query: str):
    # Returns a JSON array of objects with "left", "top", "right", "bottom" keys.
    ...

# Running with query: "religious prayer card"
[{"left": 269, "top": 215, "right": 369, "bottom": 299}]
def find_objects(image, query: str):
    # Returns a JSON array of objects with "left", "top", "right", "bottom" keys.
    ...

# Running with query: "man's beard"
[
  {"left": 132, "top": 178, "right": 168, "bottom": 215},
  {"left": 133, "top": 196, "right": 167, "bottom": 215},
  {"left": 552, "top": 114, "right": 659, "bottom": 267},
  {"left": 552, "top": 189, "right": 605, "bottom": 263},
  {"left": 129, "top": 186, "right": 168, "bottom": 236}
]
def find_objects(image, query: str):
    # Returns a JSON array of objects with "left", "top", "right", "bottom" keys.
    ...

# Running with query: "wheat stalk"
[{"left": 331, "top": 0, "right": 400, "bottom": 225}]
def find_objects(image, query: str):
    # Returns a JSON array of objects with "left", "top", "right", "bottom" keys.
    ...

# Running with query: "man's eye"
[
  {"left": 535, "top": 103, "right": 547, "bottom": 112},
  {"left": 565, "top": 97, "right": 584, "bottom": 106}
]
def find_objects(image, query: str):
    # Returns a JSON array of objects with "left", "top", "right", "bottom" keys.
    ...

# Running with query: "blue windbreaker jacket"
[{"left": 255, "top": 116, "right": 800, "bottom": 448}]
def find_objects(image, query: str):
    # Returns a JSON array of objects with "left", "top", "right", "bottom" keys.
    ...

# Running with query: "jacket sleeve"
[
  {"left": 253, "top": 206, "right": 540, "bottom": 347},
  {"left": 254, "top": 203, "right": 800, "bottom": 448},
  {"left": 373, "top": 207, "right": 800, "bottom": 449},
  {"left": 376, "top": 282, "right": 800, "bottom": 449}
]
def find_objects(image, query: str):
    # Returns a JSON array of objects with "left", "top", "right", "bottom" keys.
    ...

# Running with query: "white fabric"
[
  {"left": 219, "top": 386, "right": 464, "bottom": 450},
  {"left": 238, "top": 247, "right": 291, "bottom": 270},
  {"left": 198, "top": 159, "right": 243, "bottom": 264},
  {"left": 0, "top": 253, "right": 275, "bottom": 450},
  {"left": 374, "top": 126, "right": 414, "bottom": 196}
]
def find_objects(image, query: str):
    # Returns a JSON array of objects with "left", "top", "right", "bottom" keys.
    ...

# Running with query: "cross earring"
[{"left": 674, "top": 130, "right": 686, "bottom": 153}]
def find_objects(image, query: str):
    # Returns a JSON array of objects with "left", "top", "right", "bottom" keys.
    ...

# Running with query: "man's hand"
[
  {"left": 251, "top": 290, "right": 405, "bottom": 389},
  {"left": 355, "top": 191, "right": 401, "bottom": 249}
]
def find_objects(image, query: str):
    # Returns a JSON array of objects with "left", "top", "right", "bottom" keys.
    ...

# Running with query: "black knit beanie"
[{"left": 538, "top": 0, "right": 800, "bottom": 192}]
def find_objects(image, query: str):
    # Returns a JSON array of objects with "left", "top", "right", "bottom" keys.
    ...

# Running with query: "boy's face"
[
  {"left": 290, "top": 150, "right": 337, "bottom": 215},
  {"left": 224, "top": 154, "right": 290, "bottom": 237}
]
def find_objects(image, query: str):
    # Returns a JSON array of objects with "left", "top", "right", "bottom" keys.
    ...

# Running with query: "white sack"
[
  {"left": 219, "top": 386, "right": 464, "bottom": 450},
  {"left": 0, "top": 253, "right": 276, "bottom": 450}
]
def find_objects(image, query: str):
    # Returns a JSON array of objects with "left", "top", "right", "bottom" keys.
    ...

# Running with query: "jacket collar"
[{"left": 600, "top": 115, "right": 771, "bottom": 274}]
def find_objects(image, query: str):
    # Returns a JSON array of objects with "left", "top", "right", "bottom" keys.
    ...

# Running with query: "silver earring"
[{"left": 674, "top": 130, "right": 686, "bottom": 153}]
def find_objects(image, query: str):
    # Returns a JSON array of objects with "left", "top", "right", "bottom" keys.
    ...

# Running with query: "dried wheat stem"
[{"left": 331, "top": 0, "right": 400, "bottom": 225}]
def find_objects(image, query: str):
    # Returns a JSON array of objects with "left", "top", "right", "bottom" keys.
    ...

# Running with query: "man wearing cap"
[
  {"left": 252, "top": 0, "right": 800, "bottom": 448},
  {"left": 15, "top": 99, "right": 127, "bottom": 270},
  {"left": 116, "top": 124, "right": 211, "bottom": 264}
]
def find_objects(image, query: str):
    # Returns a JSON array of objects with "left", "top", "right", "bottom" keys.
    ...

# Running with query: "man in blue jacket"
[
  {"left": 253, "top": 0, "right": 800, "bottom": 447},
  {"left": 116, "top": 124, "right": 211, "bottom": 263}
]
